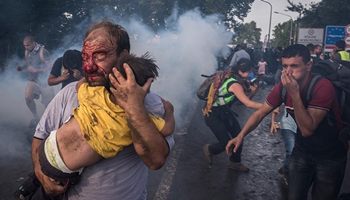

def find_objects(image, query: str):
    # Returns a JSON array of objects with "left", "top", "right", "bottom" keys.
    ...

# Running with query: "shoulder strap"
[
  {"left": 280, "top": 74, "right": 322, "bottom": 103},
  {"left": 280, "top": 86, "right": 286, "bottom": 103},
  {"left": 306, "top": 74, "right": 322, "bottom": 102}
]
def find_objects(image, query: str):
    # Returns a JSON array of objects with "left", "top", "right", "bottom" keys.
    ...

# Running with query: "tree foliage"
[
  {"left": 287, "top": 0, "right": 350, "bottom": 28},
  {"left": 0, "top": 0, "right": 254, "bottom": 68},
  {"left": 271, "top": 21, "right": 292, "bottom": 48},
  {"left": 300, "top": 0, "right": 350, "bottom": 27},
  {"left": 233, "top": 21, "right": 261, "bottom": 46}
]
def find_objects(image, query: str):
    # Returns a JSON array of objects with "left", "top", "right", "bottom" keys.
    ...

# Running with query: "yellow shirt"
[{"left": 74, "top": 83, "right": 165, "bottom": 158}]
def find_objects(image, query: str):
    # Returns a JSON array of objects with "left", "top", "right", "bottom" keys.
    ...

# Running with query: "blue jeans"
[
  {"left": 280, "top": 129, "right": 295, "bottom": 169},
  {"left": 288, "top": 151, "right": 346, "bottom": 200}
]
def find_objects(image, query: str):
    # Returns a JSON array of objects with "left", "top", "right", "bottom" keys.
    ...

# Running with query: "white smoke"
[
  {"left": 125, "top": 10, "right": 233, "bottom": 126},
  {"left": 0, "top": 8, "right": 232, "bottom": 157}
]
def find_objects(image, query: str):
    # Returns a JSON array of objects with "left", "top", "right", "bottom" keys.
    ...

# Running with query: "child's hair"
[{"left": 116, "top": 52, "right": 159, "bottom": 86}]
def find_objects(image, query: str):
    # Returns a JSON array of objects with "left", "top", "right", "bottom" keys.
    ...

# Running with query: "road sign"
[
  {"left": 346, "top": 24, "right": 350, "bottom": 34},
  {"left": 324, "top": 25, "right": 346, "bottom": 52},
  {"left": 297, "top": 28, "right": 324, "bottom": 45},
  {"left": 345, "top": 37, "right": 350, "bottom": 45}
]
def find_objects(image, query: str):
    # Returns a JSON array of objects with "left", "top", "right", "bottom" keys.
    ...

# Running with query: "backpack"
[
  {"left": 196, "top": 69, "right": 232, "bottom": 101},
  {"left": 310, "top": 60, "right": 350, "bottom": 143},
  {"left": 197, "top": 69, "right": 232, "bottom": 116}
]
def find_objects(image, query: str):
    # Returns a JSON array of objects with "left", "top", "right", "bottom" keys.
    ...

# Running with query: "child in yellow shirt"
[{"left": 39, "top": 53, "right": 174, "bottom": 185}]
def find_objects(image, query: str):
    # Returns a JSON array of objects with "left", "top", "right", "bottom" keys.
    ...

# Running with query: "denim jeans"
[
  {"left": 280, "top": 129, "right": 296, "bottom": 169},
  {"left": 288, "top": 151, "right": 346, "bottom": 200}
]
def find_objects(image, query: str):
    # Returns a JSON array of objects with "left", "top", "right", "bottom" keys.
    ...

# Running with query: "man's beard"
[{"left": 85, "top": 73, "right": 110, "bottom": 89}]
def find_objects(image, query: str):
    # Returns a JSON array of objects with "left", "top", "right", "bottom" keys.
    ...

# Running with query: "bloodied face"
[{"left": 82, "top": 27, "right": 118, "bottom": 87}]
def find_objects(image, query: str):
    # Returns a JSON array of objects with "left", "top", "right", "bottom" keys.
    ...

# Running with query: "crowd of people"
[
  {"left": 205, "top": 41, "right": 350, "bottom": 200},
  {"left": 14, "top": 19, "right": 350, "bottom": 200}
]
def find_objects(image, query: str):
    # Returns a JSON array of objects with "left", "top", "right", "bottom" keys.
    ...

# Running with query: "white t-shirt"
[
  {"left": 258, "top": 61, "right": 267, "bottom": 75},
  {"left": 280, "top": 107, "right": 297, "bottom": 133}
]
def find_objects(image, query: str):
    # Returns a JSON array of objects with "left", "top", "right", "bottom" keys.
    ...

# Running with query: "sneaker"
[
  {"left": 14, "top": 173, "right": 40, "bottom": 200},
  {"left": 280, "top": 175, "right": 289, "bottom": 187},
  {"left": 228, "top": 162, "right": 250, "bottom": 172},
  {"left": 202, "top": 144, "right": 213, "bottom": 166}
]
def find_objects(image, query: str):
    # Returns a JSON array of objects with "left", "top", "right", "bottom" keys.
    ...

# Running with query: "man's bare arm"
[
  {"left": 290, "top": 92, "right": 328, "bottom": 137},
  {"left": 281, "top": 70, "right": 328, "bottom": 137},
  {"left": 160, "top": 99, "right": 175, "bottom": 136},
  {"left": 226, "top": 102, "right": 273, "bottom": 153}
]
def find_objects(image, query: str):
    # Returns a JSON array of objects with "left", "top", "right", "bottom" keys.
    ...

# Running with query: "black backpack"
[
  {"left": 311, "top": 60, "right": 350, "bottom": 125},
  {"left": 305, "top": 60, "right": 350, "bottom": 143}
]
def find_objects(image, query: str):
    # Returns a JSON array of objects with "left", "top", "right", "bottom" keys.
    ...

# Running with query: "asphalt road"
[{"left": 148, "top": 87, "right": 350, "bottom": 200}]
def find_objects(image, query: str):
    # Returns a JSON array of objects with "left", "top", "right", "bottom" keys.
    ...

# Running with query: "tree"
[
  {"left": 271, "top": 21, "right": 291, "bottom": 48},
  {"left": 287, "top": 0, "right": 350, "bottom": 28},
  {"left": 233, "top": 21, "right": 261, "bottom": 46},
  {"left": 300, "top": 0, "right": 350, "bottom": 27},
  {"left": 0, "top": 0, "right": 255, "bottom": 69}
]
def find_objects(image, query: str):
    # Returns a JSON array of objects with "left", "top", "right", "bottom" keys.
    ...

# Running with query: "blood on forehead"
[
  {"left": 82, "top": 41, "right": 105, "bottom": 73},
  {"left": 82, "top": 41, "right": 103, "bottom": 56}
]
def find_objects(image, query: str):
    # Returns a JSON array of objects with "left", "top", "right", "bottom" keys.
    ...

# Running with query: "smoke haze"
[
  {"left": 127, "top": 10, "right": 232, "bottom": 126},
  {"left": 0, "top": 8, "right": 232, "bottom": 158}
]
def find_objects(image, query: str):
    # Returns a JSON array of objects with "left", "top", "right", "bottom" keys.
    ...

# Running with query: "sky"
[{"left": 244, "top": 0, "right": 321, "bottom": 41}]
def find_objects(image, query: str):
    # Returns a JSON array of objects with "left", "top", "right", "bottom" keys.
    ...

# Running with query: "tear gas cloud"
[
  {"left": 2, "top": 8, "right": 232, "bottom": 128},
  {"left": 0, "top": 8, "right": 232, "bottom": 157},
  {"left": 126, "top": 10, "right": 233, "bottom": 126}
]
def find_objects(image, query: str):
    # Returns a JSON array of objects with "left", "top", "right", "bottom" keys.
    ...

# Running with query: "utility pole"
[{"left": 260, "top": 0, "right": 272, "bottom": 48}]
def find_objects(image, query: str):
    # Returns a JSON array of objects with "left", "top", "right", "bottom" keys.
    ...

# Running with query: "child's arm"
[
  {"left": 160, "top": 99, "right": 175, "bottom": 136},
  {"left": 270, "top": 107, "right": 280, "bottom": 134}
]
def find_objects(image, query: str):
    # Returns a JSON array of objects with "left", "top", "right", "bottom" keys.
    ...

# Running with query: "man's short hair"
[
  {"left": 281, "top": 44, "right": 311, "bottom": 64},
  {"left": 335, "top": 40, "right": 346, "bottom": 50},
  {"left": 306, "top": 43, "right": 314, "bottom": 52},
  {"left": 63, "top": 49, "right": 82, "bottom": 70},
  {"left": 84, "top": 21, "right": 130, "bottom": 55},
  {"left": 314, "top": 44, "right": 322, "bottom": 48},
  {"left": 23, "top": 35, "right": 35, "bottom": 42},
  {"left": 115, "top": 52, "right": 159, "bottom": 86}
]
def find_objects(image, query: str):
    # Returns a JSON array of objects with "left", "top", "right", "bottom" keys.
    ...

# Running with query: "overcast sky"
[{"left": 244, "top": 0, "right": 321, "bottom": 41}]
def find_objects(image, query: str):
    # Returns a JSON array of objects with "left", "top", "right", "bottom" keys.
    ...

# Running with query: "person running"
[
  {"left": 18, "top": 35, "right": 52, "bottom": 127},
  {"left": 270, "top": 104, "right": 297, "bottom": 177},
  {"left": 203, "top": 58, "right": 262, "bottom": 172},
  {"left": 226, "top": 44, "right": 347, "bottom": 200}
]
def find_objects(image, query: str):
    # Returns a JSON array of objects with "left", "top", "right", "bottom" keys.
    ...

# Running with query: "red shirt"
[{"left": 266, "top": 76, "right": 345, "bottom": 158}]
